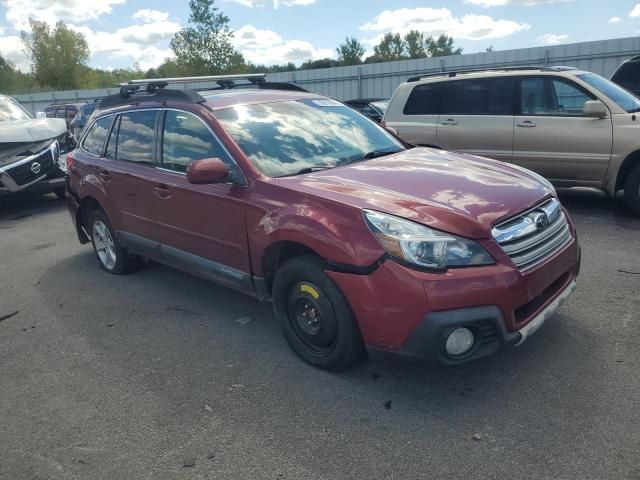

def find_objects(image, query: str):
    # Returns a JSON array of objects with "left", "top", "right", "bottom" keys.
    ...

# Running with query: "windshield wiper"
[
  {"left": 340, "top": 149, "right": 402, "bottom": 166},
  {"left": 276, "top": 166, "right": 333, "bottom": 178}
]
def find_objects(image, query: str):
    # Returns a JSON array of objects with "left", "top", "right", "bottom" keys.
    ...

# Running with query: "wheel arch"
[
  {"left": 262, "top": 241, "right": 322, "bottom": 294},
  {"left": 616, "top": 150, "right": 640, "bottom": 191},
  {"left": 76, "top": 195, "right": 107, "bottom": 242}
]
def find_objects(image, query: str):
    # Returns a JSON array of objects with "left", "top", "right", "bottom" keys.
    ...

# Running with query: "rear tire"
[
  {"left": 624, "top": 164, "right": 640, "bottom": 215},
  {"left": 272, "top": 255, "right": 364, "bottom": 371},
  {"left": 88, "top": 209, "right": 139, "bottom": 274}
]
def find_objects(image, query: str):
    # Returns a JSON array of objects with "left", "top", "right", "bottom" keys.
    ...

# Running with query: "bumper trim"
[{"left": 515, "top": 280, "right": 576, "bottom": 346}]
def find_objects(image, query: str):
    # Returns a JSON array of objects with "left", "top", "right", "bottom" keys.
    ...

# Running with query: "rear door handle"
[
  {"left": 98, "top": 170, "right": 111, "bottom": 182},
  {"left": 441, "top": 118, "right": 458, "bottom": 126},
  {"left": 153, "top": 184, "right": 173, "bottom": 200},
  {"left": 516, "top": 120, "right": 536, "bottom": 128}
]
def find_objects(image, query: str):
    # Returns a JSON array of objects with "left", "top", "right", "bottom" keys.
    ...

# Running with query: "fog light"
[{"left": 445, "top": 327, "right": 475, "bottom": 356}]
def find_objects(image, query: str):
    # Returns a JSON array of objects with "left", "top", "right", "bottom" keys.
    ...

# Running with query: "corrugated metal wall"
[{"left": 12, "top": 36, "right": 640, "bottom": 114}]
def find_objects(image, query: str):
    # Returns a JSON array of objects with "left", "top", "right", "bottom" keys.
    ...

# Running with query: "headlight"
[{"left": 363, "top": 210, "right": 494, "bottom": 271}]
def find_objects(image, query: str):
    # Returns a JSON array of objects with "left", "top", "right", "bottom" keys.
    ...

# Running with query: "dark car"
[
  {"left": 611, "top": 55, "right": 640, "bottom": 96},
  {"left": 45, "top": 103, "right": 82, "bottom": 130},
  {"left": 345, "top": 98, "right": 388, "bottom": 122},
  {"left": 65, "top": 74, "right": 580, "bottom": 371},
  {"left": 70, "top": 101, "right": 99, "bottom": 140}
]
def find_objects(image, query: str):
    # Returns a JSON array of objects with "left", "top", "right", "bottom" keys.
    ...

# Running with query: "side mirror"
[
  {"left": 583, "top": 100, "right": 608, "bottom": 119},
  {"left": 187, "top": 158, "right": 230, "bottom": 184},
  {"left": 36, "top": 111, "right": 46, "bottom": 119}
]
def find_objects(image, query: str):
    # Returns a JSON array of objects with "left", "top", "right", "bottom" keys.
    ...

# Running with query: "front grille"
[
  {"left": 4, "top": 146, "right": 55, "bottom": 187},
  {"left": 492, "top": 198, "right": 572, "bottom": 271}
]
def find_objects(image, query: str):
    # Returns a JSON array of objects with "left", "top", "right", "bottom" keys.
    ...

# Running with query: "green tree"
[
  {"left": 336, "top": 36, "right": 364, "bottom": 66},
  {"left": 371, "top": 33, "right": 407, "bottom": 62},
  {"left": 20, "top": 18, "right": 89, "bottom": 90},
  {"left": 170, "top": 0, "right": 242, "bottom": 75},
  {"left": 426, "top": 34, "right": 463, "bottom": 57},
  {"left": 0, "top": 55, "right": 40, "bottom": 94},
  {"left": 404, "top": 30, "right": 427, "bottom": 59},
  {"left": 300, "top": 58, "right": 339, "bottom": 70}
]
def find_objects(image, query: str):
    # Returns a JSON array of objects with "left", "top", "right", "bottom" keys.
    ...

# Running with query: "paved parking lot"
[{"left": 0, "top": 190, "right": 638, "bottom": 480}]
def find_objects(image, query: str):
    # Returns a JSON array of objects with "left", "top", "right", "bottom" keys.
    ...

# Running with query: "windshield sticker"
[{"left": 311, "top": 99, "right": 343, "bottom": 107}]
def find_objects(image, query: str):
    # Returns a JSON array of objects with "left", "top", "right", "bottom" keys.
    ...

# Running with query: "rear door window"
[
  {"left": 82, "top": 116, "right": 114, "bottom": 156},
  {"left": 115, "top": 111, "right": 158, "bottom": 164},
  {"left": 403, "top": 82, "right": 447, "bottom": 115},
  {"left": 444, "top": 78, "right": 514, "bottom": 115}
]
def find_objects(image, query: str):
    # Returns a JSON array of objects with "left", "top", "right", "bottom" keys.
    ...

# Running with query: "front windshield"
[
  {"left": 578, "top": 73, "right": 640, "bottom": 113},
  {"left": 0, "top": 97, "right": 33, "bottom": 122},
  {"left": 214, "top": 99, "right": 404, "bottom": 177}
]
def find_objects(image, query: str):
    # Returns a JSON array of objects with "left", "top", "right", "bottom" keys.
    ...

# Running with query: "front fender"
[{"left": 246, "top": 189, "right": 384, "bottom": 277}]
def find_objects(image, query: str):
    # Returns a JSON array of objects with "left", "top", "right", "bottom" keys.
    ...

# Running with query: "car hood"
[
  {"left": 277, "top": 148, "right": 554, "bottom": 239},
  {"left": 0, "top": 118, "right": 66, "bottom": 143}
]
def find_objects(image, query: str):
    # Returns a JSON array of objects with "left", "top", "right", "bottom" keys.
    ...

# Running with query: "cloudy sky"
[{"left": 0, "top": 0, "right": 638, "bottom": 72}]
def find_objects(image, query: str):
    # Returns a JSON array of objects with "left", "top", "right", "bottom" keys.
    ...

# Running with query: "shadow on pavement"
[{"left": 0, "top": 193, "right": 66, "bottom": 221}]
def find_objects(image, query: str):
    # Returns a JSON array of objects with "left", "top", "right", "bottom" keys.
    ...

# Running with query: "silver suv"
[{"left": 384, "top": 66, "right": 640, "bottom": 213}]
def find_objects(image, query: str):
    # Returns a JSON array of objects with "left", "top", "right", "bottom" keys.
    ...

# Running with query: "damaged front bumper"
[{"left": 0, "top": 141, "right": 64, "bottom": 195}]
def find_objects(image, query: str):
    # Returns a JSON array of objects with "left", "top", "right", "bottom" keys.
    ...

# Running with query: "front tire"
[
  {"left": 88, "top": 209, "right": 138, "bottom": 274},
  {"left": 624, "top": 164, "right": 640, "bottom": 215},
  {"left": 272, "top": 255, "right": 364, "bottom": 371}
]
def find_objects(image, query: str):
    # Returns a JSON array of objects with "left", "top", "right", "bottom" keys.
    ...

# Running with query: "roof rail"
[
  {"left": 117, "top": 72, "right": 307, "bottom": 94},
  {"left": 407, "top": 65, "right": 578, "bottom": 82},
  {"left": 98, "top": 88, "right": 206, "bottom": 110},
  {"left": 123, "top": 73, "right": 267, "bottom": 87}
]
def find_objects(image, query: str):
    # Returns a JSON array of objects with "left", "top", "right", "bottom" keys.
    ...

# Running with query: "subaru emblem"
[
  {"left": 30, "top": 162, "right": 41, "bottom": 175},
  {"left": 533, "top": 212, "right": 549, "bottom": 231}
]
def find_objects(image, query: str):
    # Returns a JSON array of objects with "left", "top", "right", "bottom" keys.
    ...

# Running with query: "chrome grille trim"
[{"left": 492, "top": 198, "right": 572, "bottom": 271}]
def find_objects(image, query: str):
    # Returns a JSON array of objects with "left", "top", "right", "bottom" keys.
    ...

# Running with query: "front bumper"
[{"left": 327, "top": 236, "right": 580, "bottom": 366}]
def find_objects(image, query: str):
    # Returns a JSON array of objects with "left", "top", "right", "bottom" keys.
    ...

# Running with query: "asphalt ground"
[{"left": 0, "top": 189, "right": 638, "bottom": 480}]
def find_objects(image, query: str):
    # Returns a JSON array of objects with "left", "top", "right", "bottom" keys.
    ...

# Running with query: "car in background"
[
  {"left": 0, "top": 94, "right": 67, "bottom": 198},
  {"left": 65, "top": 74, "right": 579, "bottom": 371},
  {"left": 44, "top": 103, "right": 79, "bottom": 153},
  {"left": 70, "top": 100, "right": 99, "bottom": 140},
  {"left": 345, "top": 98, "right": 388, "bottom": 122},
  {"left": 45, "top": 103, "right": 81, "bottom": 130},
  {"left": 610, "top": 55, "right": 640, "bottom": 96},
  {"left": 384, "top": 66, "right": 640, "bottom": 214}
]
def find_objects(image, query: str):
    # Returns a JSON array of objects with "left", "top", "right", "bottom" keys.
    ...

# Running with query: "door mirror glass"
[
  {"left": 36, "top": 111, "right": 46, "bottom": 119},
  {"left": 583, "top": 100, "right": 608, "bottom": 118},
  {"left": 187, "top": 158, "right": 229, "bottom": 184}
]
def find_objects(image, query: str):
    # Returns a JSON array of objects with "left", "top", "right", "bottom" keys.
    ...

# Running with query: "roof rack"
[
  {"left": 98, "top": 88, "right": 207, "bottom": 110},
  {"left": 99, "top": 73, "right": 308, "bottom": 110},
  {"left": 407, "top": 65, "right": 578, "bottom": 82}
]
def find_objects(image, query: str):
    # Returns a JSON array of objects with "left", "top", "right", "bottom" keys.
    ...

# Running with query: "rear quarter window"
[{"left": 82, "top": 116, "right": 114, "bottom": 156}]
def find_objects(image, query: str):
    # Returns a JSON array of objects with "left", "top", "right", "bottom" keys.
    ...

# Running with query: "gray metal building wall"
[{"left": 12, "top": 36, "right": 640, "bottom": 114}]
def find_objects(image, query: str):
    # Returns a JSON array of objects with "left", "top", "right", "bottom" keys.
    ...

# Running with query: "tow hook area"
[{"left": 515, "top": 280, "right": 577, "bottom": 346}]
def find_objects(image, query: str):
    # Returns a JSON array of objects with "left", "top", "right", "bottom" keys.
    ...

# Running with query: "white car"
[{"left": 0, "top": 94, "right": 67, "bottom": 198}]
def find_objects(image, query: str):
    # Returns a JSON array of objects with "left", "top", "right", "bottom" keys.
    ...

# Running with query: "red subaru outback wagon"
[{"left": 66, "top": 74, "right": 580, "bottom": 370}]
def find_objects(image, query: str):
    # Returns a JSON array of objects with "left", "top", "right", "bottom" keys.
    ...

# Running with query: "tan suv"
[{"left": 384, "top": 66, "right": 640, "bottom": 213}]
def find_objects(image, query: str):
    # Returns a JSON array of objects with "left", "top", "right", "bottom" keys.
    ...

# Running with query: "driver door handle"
[
  {"left": 153, "top": 184, "right": 173, "bottom": 200},
  {"left": 441, "top": 118, "right": 458, "bottom": 126},
  {"left": 517, "top": 120, "right": 536, "bottom": 128}
]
